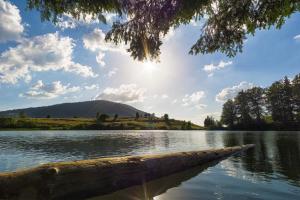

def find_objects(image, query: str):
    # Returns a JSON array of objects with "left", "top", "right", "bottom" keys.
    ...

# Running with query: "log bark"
[{"left": 0, "top": 144, "right": 254, "bottom": 200}]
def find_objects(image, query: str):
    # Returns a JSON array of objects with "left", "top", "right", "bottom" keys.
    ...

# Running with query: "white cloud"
[
  {"left": 203, "top": 60, "right": 232, "bottom": 77},
  {"left": 172, "top": 99, "right": 178, "bottom": 104},
  {"left": 20, "top": 80, "right": 80, "bottom": 99},
  {"left": 83, "top": 28, "right": 126, "bottom": 52},
  {"left": 161, "top": 94, "right": 169, "bottom": 99},
  {"left": 106, "top": 68, "right": 118, "bottom": 78},
  {"left": 294, "top": 35, "right": 300, "bottom": 41},
  {"left": 56, "top": 13, "right": 119, "bottom": 30},
  {"left": 84, "top": 84, "right": 99, "bottom": 90},
  {"left": 151, "top": 94, "right": 169, "bottom": 100},
  {"left": 96, "top": 52, "right": 106, "bottom": 66},
  {"left": 103, "top": 13, "right": 119, "bottom": 24},
  {"left": 182, "top": 91, "right": 207, "bottom": 109},
  {"left": 56, "top": 17, "right": 77, "bottom": 29},
  {"left": 190, "top": 18, "right": 203, "bottom": 27},
  {"left": 0, "top": 0, "right": 24, "bottom": 43},
  {"left": 0, "top": 32, "right": 96, "bottom": 84},
  {"left": 216, "top": 81, "right": 254, "bottom": 102},
  {"left": 94, "top": 84, "right": 146, "bottom": 103},
  {"left": 163, "top": 27, "right": 175, "bottom": 41},
  {"left": 83, "top": 28, "right": 127, "bottom": 66},
  {"left": 56, "top": 13, "right": 97, "bottom": 30}
]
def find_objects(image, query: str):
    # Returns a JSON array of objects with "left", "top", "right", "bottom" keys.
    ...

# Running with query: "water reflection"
[
  {"left": 0, "top": 130, "right": 300, "bottom": 199},
  {"left": 89, "top": 160, "right": 221, "bottom": 200},
  {"left": 220, "top": 131, "right": 300, "bottom": 186}
]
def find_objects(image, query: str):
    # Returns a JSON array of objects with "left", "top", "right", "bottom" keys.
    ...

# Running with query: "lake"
[{"left": 0, "top": 130, "right": 300, "bottom": 199}]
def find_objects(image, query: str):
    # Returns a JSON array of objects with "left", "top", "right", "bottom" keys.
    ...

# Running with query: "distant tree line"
[
  {"left": 203, "top": 116, "right": 222, "bottom": 130},
  {"left": 215, "top": 74, "right": 300, "bottom": 130}
]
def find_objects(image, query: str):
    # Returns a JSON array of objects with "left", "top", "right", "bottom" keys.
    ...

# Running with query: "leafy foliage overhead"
[{"left": 27, "top": 0, "right": 300, "bottom": 61}]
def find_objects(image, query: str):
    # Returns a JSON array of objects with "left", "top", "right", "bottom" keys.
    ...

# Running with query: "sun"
[{"left": 142, "top": 61, "right": 158, "bottom": 74}]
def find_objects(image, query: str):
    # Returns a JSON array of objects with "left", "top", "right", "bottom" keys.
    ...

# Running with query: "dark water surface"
[{"left": 0, "top": 130, "right": 300, "bottom": 199}]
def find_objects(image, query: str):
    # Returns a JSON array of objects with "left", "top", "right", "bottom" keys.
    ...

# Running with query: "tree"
[
  {"left": 247, "top": 87, "right": 265, "bottom": 122},
  {"left": 267, "top": 81, "right": 284, "bottom": 123},
  {"left": 135, "top": 112, "right": 140, "bottom": 120},
  {"left": 181, "top": 121, "right": 187, "bottom": 130},
  {"left": 267, "top": 77, "right": 294, "bottom": 124},
  {"left": 28, "top": 0, "right": 300, "bottom": 61},
  {"left": 96, "top": 112, "right": 100, "bottom": 119},
  {"left": 97, "top": 114, "right": 109, "bottom": 122},
  {"left": 113, "top": 114, "right": 118, "bottom": 121},
  {"left": 19, "top": 111, "right": 26, "bottom": 118},
  {"left": 220, "top": 73, "right": 299, "bottom": 130},
  {"left": 163, "top": 114, "right": 169, "bottom": 123},
  {"left": 235, "top": 91, "right": 252, "bottom": 126},
  {"left": 186, "top": 121, "right": 192, "bottom": 130},
  {"left": 150, "top": 113, "right": 156, "bottom": 121},
  {"left": 282, "top": 76, "right": 294, "bottom": 123},
  {"left": 221, "top": 99, "right": 236, "bottom": 128},
  {"left": 204, "top": 116, "right": 216, "bottom": 129},
  {"left": 292, "top": 74, "right": 300, "bottom": 122},
  {"left": 46, "top": 115, "right": 51, "bottom": 118}
]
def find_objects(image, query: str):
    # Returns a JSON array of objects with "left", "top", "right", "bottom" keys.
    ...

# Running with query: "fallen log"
[
  {"left": 89, "top": 159, "right": 223, "bottom": 200},
  {"left": 0, "top": 144, "right": 254, "bottom": 200}
]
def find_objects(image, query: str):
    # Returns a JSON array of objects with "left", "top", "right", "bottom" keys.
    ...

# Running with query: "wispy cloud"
[{"left": 203, "top": 60, "right": 233, "bottom": 77}]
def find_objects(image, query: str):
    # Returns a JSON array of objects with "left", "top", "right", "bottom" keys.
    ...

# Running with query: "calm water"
[{"left": 0, "top": 130, "right": 300, "bottom": 200}]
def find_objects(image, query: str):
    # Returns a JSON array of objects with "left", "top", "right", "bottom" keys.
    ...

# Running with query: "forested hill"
[{"left": 0, "top": 100, "right": 147, "bottom": 118}]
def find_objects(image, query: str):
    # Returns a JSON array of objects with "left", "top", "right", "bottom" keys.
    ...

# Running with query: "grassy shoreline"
[{"left": 0, "top": 117, "right": 203, "bottom": 131}]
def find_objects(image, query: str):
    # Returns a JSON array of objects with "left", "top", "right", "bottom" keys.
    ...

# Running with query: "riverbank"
[{"left": 0, "top": 117, "right": 203, "bottom": 130}]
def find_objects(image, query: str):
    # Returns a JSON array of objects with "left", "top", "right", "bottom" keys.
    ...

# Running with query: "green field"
[{"left": 0, "top": 117, "right": 203, "bottom": 130}]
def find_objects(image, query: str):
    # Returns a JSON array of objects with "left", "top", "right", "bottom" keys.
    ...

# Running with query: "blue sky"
[{"left": 0, "top": 0, "right": 300, "bottom": 125}]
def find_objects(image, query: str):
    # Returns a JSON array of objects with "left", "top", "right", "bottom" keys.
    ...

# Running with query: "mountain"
[{"left": 0, "top": 100, "right": 147, "bottom": 118}]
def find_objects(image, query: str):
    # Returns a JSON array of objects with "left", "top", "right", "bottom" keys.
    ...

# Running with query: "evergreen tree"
[{"left": 292, "top": 74, "right": 300, "bottom": 122}]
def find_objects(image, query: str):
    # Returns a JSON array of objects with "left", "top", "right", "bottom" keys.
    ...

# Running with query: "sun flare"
[{"left": 142, "top": 61, "right": 158, "bottom": 74}]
